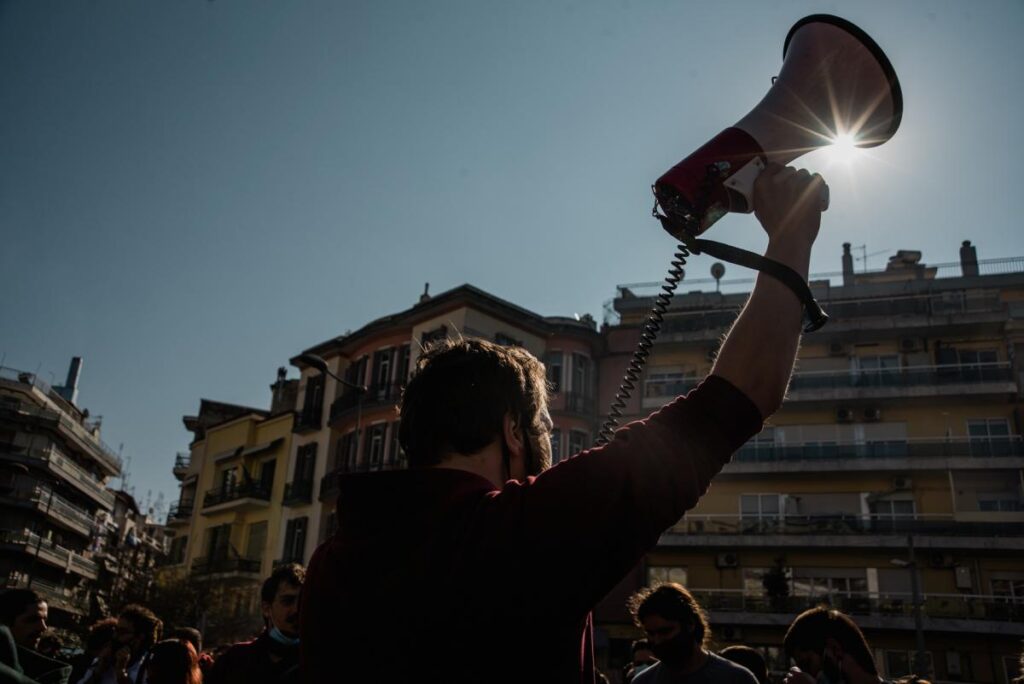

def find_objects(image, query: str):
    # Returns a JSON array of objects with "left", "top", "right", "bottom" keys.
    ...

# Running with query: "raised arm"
[{"left": 711, "top": 163, "right": 826, "bottom": 418}]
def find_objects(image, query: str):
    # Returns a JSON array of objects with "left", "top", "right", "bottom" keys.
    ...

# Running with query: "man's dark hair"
[
  {"left": 627, "top": 583, "right": 711, "bottom": 648},
  {"left": 261, "top": 563, "right": 305, "bottom": 604},
  {"left": 119, "top": 604, "right": 163, "bottom": 650},
  {"left": 170, "top": 626, "right": 202, "bottom": 654},
  {"left": 0, "top": 589, "right": 43, "bottom": 626},
  {"left": 720, "top": 645, "right": 770, "bottom": 684},
  {"left": 399, "top": 338, "right": 548, "bottom": 467},
  {"left": 784, "top": 607, "right": 878, "bottom": 676}
]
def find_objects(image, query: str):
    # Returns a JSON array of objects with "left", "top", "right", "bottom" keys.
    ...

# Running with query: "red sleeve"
[{"left": 473, "top": 375, "right": 763, "bottom": 618}]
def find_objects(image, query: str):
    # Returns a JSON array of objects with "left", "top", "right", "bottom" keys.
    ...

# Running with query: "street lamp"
[
  {"left": 298, "top": 353, "right": 367, "bottom": 471},
  {"left": 890, "top": 535, "right": 930, "bottom": 680}
]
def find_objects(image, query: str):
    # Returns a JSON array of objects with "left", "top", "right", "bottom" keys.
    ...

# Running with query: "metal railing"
[
  {"left": 735, "top": 436, "right": 1024, "bottom": 463},
  {"left": 282, "top": 480, "right": 313, "bottom": 506},
  {"left": 173, "top": 453, "right": 190, "bottom": 471},
  {"left": 167, "top": 499, "right": 195, "bottom": 521},
  {"left": 10, "top": 445, "right": 116, "bottom": 509},
  {"left": 202, "top": 482, "right": 271, "bottom": 508},
  {"left": 668, "top": 514, "right": 1024, "bottom": 537},
  {"left": 4, "top": 575, "right": 88, "bottom": 615},
  {"left": 293, "top": 406, "right": 322, "bottom": 432},
  {"left": 23, "top": 487, "right": 96, "bottom": 535},
  {"left": 687, "top": 588, "right": 1024, "bottom": 623},
  {"left": 0, "top": 529, "right": 99, "bottom": 578},
  {"left": 788, "top": 362, "right": 1014, "bottom": 392},
  {"left": 190, "top": 556, "right": 261, "bottom": 576}
]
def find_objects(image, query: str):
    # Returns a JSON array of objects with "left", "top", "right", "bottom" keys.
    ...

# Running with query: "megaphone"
[{"left": 652, "top": 14, "right": 902, "bottom": 330}]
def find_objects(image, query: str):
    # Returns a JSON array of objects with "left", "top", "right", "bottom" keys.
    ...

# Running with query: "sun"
[{"left": 826, "top": 132, "right": 863, "bottom": 165}]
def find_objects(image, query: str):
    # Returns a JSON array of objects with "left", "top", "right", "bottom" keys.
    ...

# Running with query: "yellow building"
[
  {"left": 596, "top": 242, "right": 1024, "bottom": 683},
  {"left": 162, "top": 369, "right": 297, "bottom": 643}
]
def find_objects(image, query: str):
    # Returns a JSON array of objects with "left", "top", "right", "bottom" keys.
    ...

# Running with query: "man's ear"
[{"left": 502, "top": 412, "right": 526, "bottom": 459}]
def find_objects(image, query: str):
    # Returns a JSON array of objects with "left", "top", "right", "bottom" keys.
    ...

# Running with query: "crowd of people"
[
  {"left": 7, "top": 165, "right": 1019, "bottom": 683},
  {"left": 0, "top": 563, "right": 302, "bottom": 684}
]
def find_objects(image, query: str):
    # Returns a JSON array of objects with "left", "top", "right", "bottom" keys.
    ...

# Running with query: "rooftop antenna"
[{"left": 853, "top": 244, "right": 888, "bottom": 272}]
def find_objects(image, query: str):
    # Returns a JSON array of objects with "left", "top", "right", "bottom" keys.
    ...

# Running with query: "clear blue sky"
[{"left": 2, "top": 0, "right": 1022, "bottom": 510}]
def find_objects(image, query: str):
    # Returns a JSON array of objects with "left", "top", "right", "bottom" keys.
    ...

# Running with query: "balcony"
[
  {"left": 190, "top": 555, "right": 261, "bottom": 579},
  {"left": 329, "top": 382, "right": 403, "bottom": 425},
  {"left": 728, "top": 436, "right": 1024, "bottom": 474},
  {"left": 0, "top": 529, "right": 99, "bottom": 579},
  {"left": 689, "top": 588, "right": 1024, "bottom": 635},
  {"left": 282, "top": 480, "right": 313, "bottom": 506},
  {"left": 21, "top": 487, "right": 96, "bottom": 538},
  {"left": 172, "top": 453, "right": 190, "bottom": 480},
  {"left": 292, "top": 405, "right": 323, "bottom": 433},
  {"left": 662, "top": 514, "right": 1024, "bottom": 550},
  {"left": 5, "top": 445, "right": 116, "bottom": 510},
  {"left": 4, "top": 575, "right": 87, "bottom": 616},
  {"left": 201, "top": 482, "right": 271, "bottom": 513},
  {"left": 167, "top": 499, "right": 195, "bottom": 524},
  {"left": 786, "top": 362, "right": 1016, "bottom": 401}
]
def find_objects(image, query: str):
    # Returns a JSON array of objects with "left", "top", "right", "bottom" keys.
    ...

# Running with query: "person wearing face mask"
[
  {"left": 783, "top": 607, "right": 890, "bottom": 684},
  {"left": 206, "top": 564, "right": 303, "bottom": 684},
  {"left": 627, "top": 584, "right": 757, "bottom": 684}
]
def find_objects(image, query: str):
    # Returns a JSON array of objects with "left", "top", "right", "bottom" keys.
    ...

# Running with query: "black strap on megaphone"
[{"left": 657, "top": 215, "right": 828, "bottom": 332}]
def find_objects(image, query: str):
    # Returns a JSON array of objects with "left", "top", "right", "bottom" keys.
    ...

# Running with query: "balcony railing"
[
  {"left": 735, "top": 436, "right": 1024, "bottom": 463},
  {"left": 10, "top": 445, "right": 116, "bottom": 509},
  {"left": 167, "top": 499, "right": 195, "bottom": 521},
  {"left": 190, "top": 556, "right": 261, "bottom": 576},
  {"left": 24, "top": 487, "right": 96, "bottom": 536},
  {"left": 788, "top": 362, "right": 1014, "bottom": 392},
  {"left": 668, "top": 514, "right": 1024, "bottom": 538},
  {"left": 688, "top": 588, "right": 1024, "bottom": 623},
  {"left": 202, "top": 481, "right": 271, "bottom": 508},
  {"left": 172, "top": 453, "right": 190, "bottom": 474},
  {"left": 293, "top": 405, "right": 323, "bottom": 433},
  {"left": 282, "top": 480, "right": 313, "bottom": 506},
  {"left": 0, "top": 529, "right": 99, "bottom": 579},
  {"left": 329, "top": 382, "right": 403, "bottom": 424},
  {"left": 4, "top": 575, "right": 88, "bottom": 615}
]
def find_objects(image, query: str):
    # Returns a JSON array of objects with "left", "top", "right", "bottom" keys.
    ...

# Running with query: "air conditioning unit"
[
  {"left": 716, "top": 552, "right": 739, "bottom": 569},
  {"left": 899, "top": 337, "right": 923, "bottom": 353},
  {"left": 828, "top": 341, "right": 850, "bottom": 357},
  {"left": 929, "top": 552, "right": 954, "bottom": 568},
  {"left": 891, "top": 477, "right": 913, "bottom": 490},
  {"left": 863, "top": 407, "right": 882, "bottom": 422},
  {"left": 837, "top": 407, "right": 855, "bottom": 423},
  {"left": 720, "top": 625, "right": 744, "bottom": 641}
]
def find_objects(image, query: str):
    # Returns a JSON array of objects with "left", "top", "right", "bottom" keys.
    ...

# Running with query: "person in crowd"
[
  {"left": 205, "top": 564, "right": 302, "bottom": 684},
  {"left": 301, "top": 163, "right": 828, "bottom": 681},
  {"left": 165, "top": 631, "right": 210, "bottom": 677},
  {"left": 720, "top": 645, "right": 769, "bottom": 684},
  {"left": 34, "top": 633, "right": 62, "bottom": 661},
  {"left": 625, "top": 639, "right": 658, "bottom": 683},
  {"left": 68, "top": 620, "right": 117, "bottom": 684},
  {"left": 76, "top": 604, "right": 161, "bottom": 684},
  {"left": 783, "top": 607, "right": 885, "bottom": 684},
  {"left": 0, "top": 589, "right": 70, "bottom": 684},
  {"left": 144, "top": 641, "right": 200, "bottom": 684},
  {"left": 626, "top": 583, "right": 757, "bottom": 684}
]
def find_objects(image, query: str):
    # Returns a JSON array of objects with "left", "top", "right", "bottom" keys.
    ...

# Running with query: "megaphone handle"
[{"left": 688, "top": 237, "right": 829, "bottom": 332}]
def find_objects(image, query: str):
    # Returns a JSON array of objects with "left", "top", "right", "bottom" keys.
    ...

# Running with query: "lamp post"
[
  {"left": 891, "top": 535, "right": 930, "bottom": 680},
  {"left": 298, "top": 354, "right": 367, "bottom": 471}
]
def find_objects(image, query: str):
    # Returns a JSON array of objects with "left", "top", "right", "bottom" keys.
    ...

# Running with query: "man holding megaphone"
[{"left": 301, "top": 14, "right": 899, "bottom": 684}]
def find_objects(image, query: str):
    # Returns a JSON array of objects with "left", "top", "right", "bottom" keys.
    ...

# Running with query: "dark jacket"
[
  {"left": 300, "top": 376, "right": 762, "bottom": 683},
  {"left": 206, "top": 631, "right": 298, "bottom": 684}
]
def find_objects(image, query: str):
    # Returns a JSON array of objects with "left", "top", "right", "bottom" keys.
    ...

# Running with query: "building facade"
[
  {"left": 595, "top": 241, "right": 1024, "bottom": 683},
  {"left": 161, "top": 369, "right": 297, "bottom": 644},
  {"left": 0, "top": 358, "right": 122, "bottom": 626}
]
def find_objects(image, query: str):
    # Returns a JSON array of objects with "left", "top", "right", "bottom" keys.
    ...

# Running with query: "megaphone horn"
[{"left": 654, "top": 14, "right": 902, "bottom": 237}]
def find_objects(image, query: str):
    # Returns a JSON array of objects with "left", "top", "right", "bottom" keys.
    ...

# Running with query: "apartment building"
[
  {"left": 162, "top": 369, "right": 298, "bottom": 643},
  {"left": 0, "top": 358, "right": 122, "bottom": 626},
  {"left": 595, "top": 241, "right": 1024, "bottom": 683},
  {"left": 280, "top": 284, "right": 602, "bottom": 564}
]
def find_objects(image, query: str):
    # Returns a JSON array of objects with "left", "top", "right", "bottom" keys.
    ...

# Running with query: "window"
[
  {"left": 366, "top": 424, "right": 386, "bottom": 469},
  {"left": 258, "top": 460, "right": 276, "bottom": 494},
  {"left": 219, "top": 467, "right": 238, "bottom": 493},
  {"left": 494, "top": 332, "right": 523, "bottom": 347},
  {"left": 371, "top": 348, "right": 394, "bottom": 393},
  {"left": 545, "top": 352, "right": 563, "bottom": 393},
  {"left": 945, "top": 651, "right": 973, "bottom": 682},
  {"left": 977, "top": 494, "right": 1021, "bottom": 511},
  {"left": 301, "top": 374, "right": 324, "bottom": 423},
  {"left": 644, "top": 371, "right": 696, "bottom": 399},
  {"left": 568, "top": 430, "right": 588, "bottom": 456},
  {"left": 387, "top": 422, "right": 405, "bottom": 468},
  {"left": 855, "top": 355, "right": 900, "bottom": 386},
  {"left": 294, "top": 443, "right": 317, "bottom": 483},
  {"left": 169, "top": 536, "right": 188, "bottom": 564},
  {"left": 421, "top": 325, "right": 447, "bottom": 347},
  {"left": 206, "top": 524, "right": 230, "bottom": 561},
  {"left": 883, "top": 652, "right": 932, "bottom": 680},
  {"left": 571, "top": 353, "right": 592, "bottom": 397},
  {"left": 245, "top": 521, "right": 267, "bottom": 561},
  {"left": 396, "top": 344, "right": 411, "bottom": 385},
  {"left": 870, "top": 499, "right": 915, "bottom": 518},
  {"left": 282, "top": 517, "right": 308, "bottom": 564},
  {"left": 550, "top": 429, "right": 562, "bottom": 465},
  {"left": 967, "top": 418, "right": 1011, "bottom": 456},
  {"left": 740, "top": 494, "right": 783, "bottom": 520},
  {"left": 791, "top": 571, "right": 868, "bottom": 599},
  {"left": 339, "top": 430, "right": 360, "bottom": 471},
  {"left": 647, "top": 566, "right": 687, "bottom": 587}
]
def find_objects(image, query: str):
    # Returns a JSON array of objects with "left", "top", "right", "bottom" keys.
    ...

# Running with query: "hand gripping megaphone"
[{"left": 653, "top": 15, "right": 903, "bottom": 331}]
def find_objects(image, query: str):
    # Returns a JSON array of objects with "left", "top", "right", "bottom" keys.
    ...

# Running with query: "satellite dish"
[{"left": 711, "top": 262, "right": 726, "bottom": 292}]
